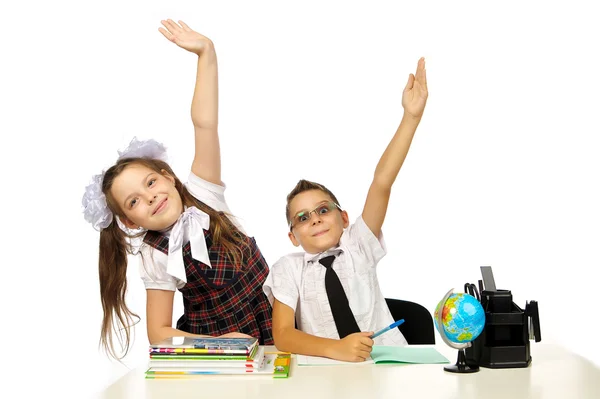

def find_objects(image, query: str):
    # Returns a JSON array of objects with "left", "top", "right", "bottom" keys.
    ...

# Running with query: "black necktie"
[{"left": 319, "top": 255, "right": 360, "bottom": 338}]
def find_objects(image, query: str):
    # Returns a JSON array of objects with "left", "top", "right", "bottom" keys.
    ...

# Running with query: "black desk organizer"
[{"left": 464, "top": 267, "right": 542, "bottom": 369}]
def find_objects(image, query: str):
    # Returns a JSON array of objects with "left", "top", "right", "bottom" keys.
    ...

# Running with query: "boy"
[{"left": 263, "top": 58, "right": 428, "bottom": 362}]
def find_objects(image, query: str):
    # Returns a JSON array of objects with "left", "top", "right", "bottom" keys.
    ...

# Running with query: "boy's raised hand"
[
  {"left": 402, "top": 57, "right": 428, "bottom": 119},
  {"left": 329, "top": 332, "right": 374, "bottom": 362},
  {"left": 158, "top": 19, "right": 213, "bottom": 56}
]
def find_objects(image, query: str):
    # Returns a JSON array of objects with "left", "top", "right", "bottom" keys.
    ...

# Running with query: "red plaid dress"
[{"left": 143, "top": 224, "right": 274, "bottom": 345}]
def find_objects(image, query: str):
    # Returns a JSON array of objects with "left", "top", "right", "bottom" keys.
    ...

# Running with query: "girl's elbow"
[{"left": 147, "top": 326, "right": 167, "bottom": 345}]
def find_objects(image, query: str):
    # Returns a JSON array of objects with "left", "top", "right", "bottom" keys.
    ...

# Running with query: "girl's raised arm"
[{"left": 159, "top": 19, "right": 221, "bottom": 185}]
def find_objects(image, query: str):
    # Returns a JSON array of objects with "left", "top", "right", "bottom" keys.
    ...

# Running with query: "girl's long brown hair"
[{"left": 99, "top": 158, "right": 250, "bottom": 360}]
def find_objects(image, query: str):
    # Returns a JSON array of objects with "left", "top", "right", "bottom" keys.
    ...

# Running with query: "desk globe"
[{"left": 434, "top": 289, "right": 486, "bottom": 373}]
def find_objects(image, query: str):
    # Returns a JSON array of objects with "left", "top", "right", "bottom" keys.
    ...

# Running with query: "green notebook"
[
  {"left": 297, "top": 346, "right": 450, "bottom": 366},
  {"left": 370, "top": 346, "right": 450, "bottom": 364}
]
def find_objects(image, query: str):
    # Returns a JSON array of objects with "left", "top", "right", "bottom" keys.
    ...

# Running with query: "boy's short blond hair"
[{"left": 285, "top": 179, "right": 341, "bottom": 226}]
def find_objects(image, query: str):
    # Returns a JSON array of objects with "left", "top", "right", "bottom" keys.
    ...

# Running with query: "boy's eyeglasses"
[{"left": 289, "top": 201, "right": 342, "bottom": 230}]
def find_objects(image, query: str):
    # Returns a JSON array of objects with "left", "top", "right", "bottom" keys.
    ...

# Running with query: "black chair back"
[{"left": 385, "top": 298, "right": 435, "bottom": 344}]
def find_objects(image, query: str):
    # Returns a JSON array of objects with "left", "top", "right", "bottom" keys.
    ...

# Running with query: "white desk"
[{"left": 98, "top": 343, "right": 600, "bottom": 399}]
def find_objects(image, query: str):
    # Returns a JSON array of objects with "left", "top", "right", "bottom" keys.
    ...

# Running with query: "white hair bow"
[{"left": 82, "top": 137, "right": 169, "bottom": 231}]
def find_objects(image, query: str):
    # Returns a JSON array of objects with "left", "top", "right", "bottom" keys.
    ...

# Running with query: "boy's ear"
[
  {"left": 340, "top": 210, "right": 350, "bottom": 228},
  {"left": 119, "top": 216, "right": 138, "bottom": 230},
  {"left": 288, "top": 231, "right": 301, "bottom": 247}
]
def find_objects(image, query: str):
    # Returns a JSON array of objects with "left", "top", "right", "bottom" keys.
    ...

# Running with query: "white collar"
[
  {"left": 165, "top": 206, "right": 212, "bottom": 282},
  {"left": 304, "top": 247, "right": 344, "bottom": 264}
]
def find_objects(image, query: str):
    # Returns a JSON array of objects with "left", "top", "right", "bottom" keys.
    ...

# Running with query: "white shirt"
[
  {"left": 137, "top": 172, "right": 246, "bottom": 291},
  {"left": 263, "top": 216, "right": 407, "bottom": 346}
]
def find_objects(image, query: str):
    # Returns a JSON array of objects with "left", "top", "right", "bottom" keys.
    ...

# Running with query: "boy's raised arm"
[
  {"left": 362, "top": 57, "right": 428, "bottom": 237},
  {"left": 159, "top": 19, "right": 221, "bottom": 185}
]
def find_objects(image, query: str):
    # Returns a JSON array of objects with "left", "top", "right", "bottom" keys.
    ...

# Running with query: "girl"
[{"left": 82, "top": 19, "right": 273, "bottom": 360}]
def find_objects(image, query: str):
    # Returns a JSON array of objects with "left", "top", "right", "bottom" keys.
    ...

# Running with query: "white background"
[{"left": 1, "top": 1, "right": 598, "bottom": 397}]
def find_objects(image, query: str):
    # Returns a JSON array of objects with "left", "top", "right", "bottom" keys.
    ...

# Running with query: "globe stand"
[{"left": 444, "top": 348, "right": 479, "bottom": 373}]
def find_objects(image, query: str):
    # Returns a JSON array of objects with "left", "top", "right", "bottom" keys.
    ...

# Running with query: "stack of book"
[{"left": 145, "top": 336, "right": 291, "bottom": 379}]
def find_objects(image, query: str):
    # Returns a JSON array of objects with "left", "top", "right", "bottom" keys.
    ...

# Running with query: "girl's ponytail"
[{"left": 98, "top": 219, "right": 139, "bottom": 360}]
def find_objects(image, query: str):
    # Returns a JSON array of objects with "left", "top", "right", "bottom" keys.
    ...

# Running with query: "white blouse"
[{"left": 137, "top": 172, "right": 246, "bottom": 291}]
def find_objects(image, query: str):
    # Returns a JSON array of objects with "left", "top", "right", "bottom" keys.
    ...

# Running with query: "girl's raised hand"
[
  {"left": 158, "top": 19, "right": 213, "bottom": 55},
  {"left": 402, "top": 57, "right": 428, "bottom": 119}
]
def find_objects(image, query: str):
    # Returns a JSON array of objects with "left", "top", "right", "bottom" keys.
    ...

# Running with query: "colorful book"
[
  {"left": 150, "top": 336, "right": 258, "bottom": 355},
  {"left": 145, "top": 351, "right": 291, "bottom": 379},
  {"left": 149, "top": 346, "right": 265, "bottom": 369},
  {"left": 150, "top": 344, "right": 258, "bottom": 359},
  {"left": 266, "top": 351, "right": 291, "bottom": 378},
  {"left": 150, "top": 354, "right": 253, "bottom": 360}
]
